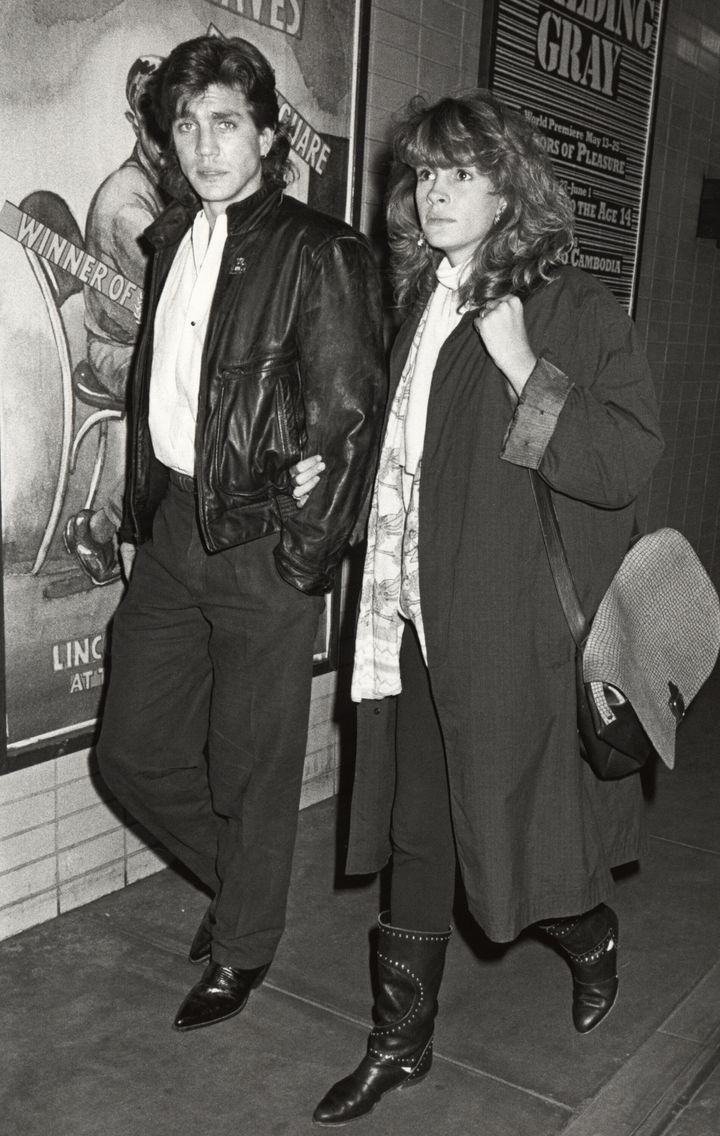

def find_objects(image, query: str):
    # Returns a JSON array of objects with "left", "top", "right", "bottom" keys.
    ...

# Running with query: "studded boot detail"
[
  {"left": 539, "top": 903, "right": 619, "bottom": 1033},
  {"left": 312, "top": 913, "right": 451, "bottom": 1126}
]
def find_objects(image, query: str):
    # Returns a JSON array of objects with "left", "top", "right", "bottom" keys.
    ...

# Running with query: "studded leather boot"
[
  {"left": 538, "top": 903, "right": 619, "bottom": 1033},
  {"left": 312, "top": 913, "right": 451, "bottom": 1126}
]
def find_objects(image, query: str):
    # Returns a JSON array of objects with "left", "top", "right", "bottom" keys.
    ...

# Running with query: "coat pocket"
[{"left": 211, "top": 356, "right": 305, "bottom": 497}]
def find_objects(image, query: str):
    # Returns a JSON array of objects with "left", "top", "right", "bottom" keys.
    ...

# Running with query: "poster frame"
[{"left": 0, "top": 0, "right": 370, "bottom": 774}]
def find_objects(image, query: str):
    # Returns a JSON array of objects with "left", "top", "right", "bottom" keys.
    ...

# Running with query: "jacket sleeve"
[
  {"left": 273, "top": 235, "right": 387, "bottom": 594},
  {"left": 501, "top": 277, "right": 664, "bottom": 508}
]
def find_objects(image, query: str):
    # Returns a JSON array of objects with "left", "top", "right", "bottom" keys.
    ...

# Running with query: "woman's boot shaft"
[{"left": 313, "top": 913, "right": 451, "bottom": 1126}]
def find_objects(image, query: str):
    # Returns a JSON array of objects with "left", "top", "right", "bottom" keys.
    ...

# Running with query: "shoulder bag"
[{"left": 530, "top": 470, "right": 720, "bottom": 779}]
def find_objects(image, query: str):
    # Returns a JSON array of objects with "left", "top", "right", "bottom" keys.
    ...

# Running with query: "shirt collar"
[
  {"left": 145, "top": 181, "right": 280, "bottom": 250},
  {"left": 191, "top": 209, "right": 227, "bottom": 266}
]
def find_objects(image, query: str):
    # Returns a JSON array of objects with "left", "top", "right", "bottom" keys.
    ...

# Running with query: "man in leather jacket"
[{"left": 96, "top": 35, "right": 385, "bottom": 1033}]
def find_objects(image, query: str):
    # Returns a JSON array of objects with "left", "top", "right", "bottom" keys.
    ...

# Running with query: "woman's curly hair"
[
  {"left": 387, "top": 90, "right": 574, "bottom": 311},
  {"left": 143, "top": 35, "right": 294, "bottom": 207}
]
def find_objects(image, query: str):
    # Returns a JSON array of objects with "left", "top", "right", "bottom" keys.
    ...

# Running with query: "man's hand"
[
  {"left": 474, "top": 295, "right": 537, "bottom": 399},
  {"left": 290, "top": 455, "right": 325, "bottom": 507},
  {"left": 119, "top": 541, "right": 137, "bottom": 583}
]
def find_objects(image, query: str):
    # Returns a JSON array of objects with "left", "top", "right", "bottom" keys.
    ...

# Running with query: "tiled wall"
[
  {"left": 634, "top": 0, "right": 720, "bottom": 584},
  {"left": 359, "top": 0, "right": 483, "bottom": 237},
  {"left": 0, "top": 670, "right": 340, "bottom": 939}
]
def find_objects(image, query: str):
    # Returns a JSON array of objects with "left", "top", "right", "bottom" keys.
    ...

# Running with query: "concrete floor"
[{"left": 3, "top": 669, "right": 720, "bottom": 1136}]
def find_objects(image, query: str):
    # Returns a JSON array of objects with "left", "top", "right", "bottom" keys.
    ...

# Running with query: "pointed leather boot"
[
  {"left": 173, "top": 961, "right": 270, "bottom": 1031},
  {"left": 313, "top": 914, "right": 451, "bottom": 1126},
  {"left": 539, "top": 904, "right": 619, "bottom": 1033}
]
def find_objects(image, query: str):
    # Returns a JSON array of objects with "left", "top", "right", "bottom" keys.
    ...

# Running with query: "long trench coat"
[{"left": 345, "top": 266, "right": 664, "bottom": 942}]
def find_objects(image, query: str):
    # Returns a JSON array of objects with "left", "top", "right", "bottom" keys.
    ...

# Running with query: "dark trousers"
[
  {"left": 97, "top": 478, "right": 322, "bottom": 967},
  {"left": 389, "top": 624, "right": 457, "bottom": 932}
]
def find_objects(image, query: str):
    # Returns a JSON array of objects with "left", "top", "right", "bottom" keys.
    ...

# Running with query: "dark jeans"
[
  {"left": 97, "top": 478, "right": 322, "bottom": 967},
  {"left": 389, "top": 624, "right": 457, "bottom": 933}
]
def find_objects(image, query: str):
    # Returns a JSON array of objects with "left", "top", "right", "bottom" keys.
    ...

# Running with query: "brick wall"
[
  {"left": 634, "top": 0, "right": 720, "bottom": 585},
  {"left": 360, "top": 0, "right": 483, "bottom": 238},
  {"left": 0, "top": 670, "right": 341, "bottom": 939}
]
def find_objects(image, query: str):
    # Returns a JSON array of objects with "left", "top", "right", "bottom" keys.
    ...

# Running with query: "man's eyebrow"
[
  {"left": 209, "top": 108, "right": 242, "bottom": 117},
  {"left": 174, "top": 105, "right": 244, "bottom": 119}
]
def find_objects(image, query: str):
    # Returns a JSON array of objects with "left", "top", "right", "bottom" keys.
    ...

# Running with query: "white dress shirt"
[{"left": 149, "top": 210, "right": 228, "bottom": 475}]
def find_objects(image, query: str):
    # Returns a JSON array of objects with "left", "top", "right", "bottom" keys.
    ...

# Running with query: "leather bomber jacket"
[{"left": 124, "top": 183, "right": 387, "bottom": 595}]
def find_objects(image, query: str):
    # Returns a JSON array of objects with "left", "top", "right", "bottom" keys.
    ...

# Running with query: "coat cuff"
[
  {"left": 273, "top": 544, "right": 333, "bottom": 595},
  {"left": 501, "top": 357, "right": 573, "bottom": 469}
]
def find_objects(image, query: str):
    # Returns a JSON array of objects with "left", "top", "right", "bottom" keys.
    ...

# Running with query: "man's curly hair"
[{"left": 145, "top": 35, "right": 294, "bottom": 206}]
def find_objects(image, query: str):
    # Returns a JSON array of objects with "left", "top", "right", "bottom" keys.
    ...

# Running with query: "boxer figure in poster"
[{"left": 64, "top": 55, "right": 166, "bottom": 586}]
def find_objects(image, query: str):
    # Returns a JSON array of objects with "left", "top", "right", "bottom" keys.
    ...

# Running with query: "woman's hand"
[
  {"left": 474, "top": 295, "right": 537, "bottom": 399},
  {"left": 290, "top": 454, "right": 325, "bottom": 507}
]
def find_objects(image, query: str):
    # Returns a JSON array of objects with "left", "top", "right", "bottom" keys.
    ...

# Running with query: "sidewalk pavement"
[{"left": 3, "top": 667, "right": 719, "bottom": 1136}]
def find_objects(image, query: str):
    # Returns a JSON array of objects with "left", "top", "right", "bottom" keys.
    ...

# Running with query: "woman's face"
[{"left": 414, "top": 165, "right": 503, "bottom": 266}]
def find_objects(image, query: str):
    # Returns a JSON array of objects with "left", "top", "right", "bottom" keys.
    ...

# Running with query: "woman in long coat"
[{"left": 293, "top": 91, "right": 664, "bottom": 1126}]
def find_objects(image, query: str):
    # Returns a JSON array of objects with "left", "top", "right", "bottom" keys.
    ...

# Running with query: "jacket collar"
[{"left": 144, "top": 181, "right": 282, "bottom": 250}]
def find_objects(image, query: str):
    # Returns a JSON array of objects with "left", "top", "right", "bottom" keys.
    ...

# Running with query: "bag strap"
[{"left": 529, "top": 470, "right": 588, "bottom": 648}]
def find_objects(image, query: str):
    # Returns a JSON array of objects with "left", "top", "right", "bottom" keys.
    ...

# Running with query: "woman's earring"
[
  {"left": 416, "top": 233, "right": 426, "bottom": 248},
  {"left": 493, "top": 201, "right": 506, "bottom": 225}
]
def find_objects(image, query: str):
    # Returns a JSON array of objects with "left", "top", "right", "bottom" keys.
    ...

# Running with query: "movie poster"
[
  {"left": 0, "top": 0, "right": 366, "bottom": 771},
  {"left": 485, "top": 0, "right": 666, "bottom": 312}
]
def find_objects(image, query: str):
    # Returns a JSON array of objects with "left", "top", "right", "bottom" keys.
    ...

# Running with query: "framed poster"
[
  {"left": 480, "top": 0, "right": 666, "bottom": 313},
  {"left": 0, "top": 0, "right": 369, "bottom": 773}
]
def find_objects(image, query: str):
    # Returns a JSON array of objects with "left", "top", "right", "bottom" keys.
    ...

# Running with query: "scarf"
[{"left": 351, "top": 257, "right": 470, "bottom": 702}]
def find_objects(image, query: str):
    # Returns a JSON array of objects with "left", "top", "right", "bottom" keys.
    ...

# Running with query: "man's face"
[{"left": 172, "top": 83, "right": 273, "bottom": 222}]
